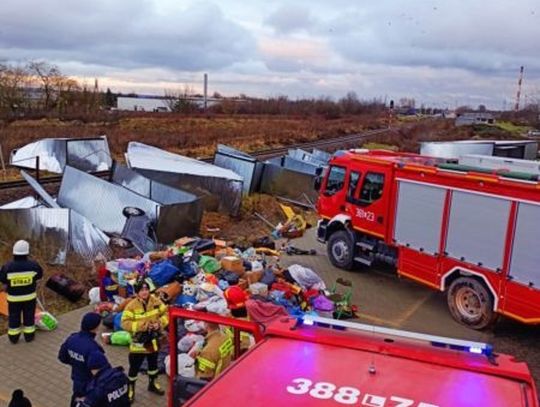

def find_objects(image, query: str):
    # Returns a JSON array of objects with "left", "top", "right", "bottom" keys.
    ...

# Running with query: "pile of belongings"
[
  {"left": 272, "top": 204, "right": 308, "bottom": 239},
  {"left": 89, "top": 235, "right": 355, "bottom": 376}
]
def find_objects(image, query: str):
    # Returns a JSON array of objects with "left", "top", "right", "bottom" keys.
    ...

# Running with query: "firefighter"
[
  {"left": 121, "top": 279, "right": 168, "bottom": 403},
  {"left": 58, "top": 312, "right": 106, "bottom": 407},
  {"left": 193, "top": 321, "right": 233, "bottom": 380},
  {"left": 76, "top": 352, "right": 130, "bottom": 407},
  {"left": 0, "top": 240, "right": 43, "bottom": 344}
]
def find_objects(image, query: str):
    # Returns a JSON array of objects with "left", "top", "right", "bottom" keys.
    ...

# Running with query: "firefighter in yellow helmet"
[
  {"left": 121, "top": 279, "right": 168, "bottom": 403},
  {"left": 0, "top": 240, "right": 43, "bottom": 344},
  {"left": 192, "top": 321, "right": 233, "bottom": 381}
]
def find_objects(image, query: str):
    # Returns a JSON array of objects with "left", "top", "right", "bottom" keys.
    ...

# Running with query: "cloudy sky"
[{"left": 1, "top": 0, "right": 539, "bottom": 109}]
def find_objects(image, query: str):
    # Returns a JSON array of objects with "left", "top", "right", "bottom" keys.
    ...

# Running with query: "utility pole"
[
  {"left": 203, "top": 73, "right": 208, "bottom": 111},
  {"left": 515, "top": 66, "right": 524, "bottom": 111}
]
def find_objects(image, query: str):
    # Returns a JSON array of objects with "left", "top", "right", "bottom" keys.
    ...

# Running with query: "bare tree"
[
  {"left": 28, "top": 60, "right": 65, "bottom": 111},
  {"left": 0, "top": 63, "right": 32, "bottom": 114}
]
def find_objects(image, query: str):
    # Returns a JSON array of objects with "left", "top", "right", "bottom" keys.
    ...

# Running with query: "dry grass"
[
  {"left": 0, "top": 113, "right": 385, "bottom": 168},
  {"left": 0, "top": 243, "right": 97, "bottom": 334}
]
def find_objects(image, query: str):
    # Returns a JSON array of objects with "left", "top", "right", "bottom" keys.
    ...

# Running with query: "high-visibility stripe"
[
  {"left": 105, "top": 285, "right": 119, "bottom": 291},
  {"left": 132, "top": 309, "right": 159, "bottom": 319},
  {"left": 160, "top": 315, "right": 168, "bottom": 327},
  {"left": 122, "top": 310, "right": 134, "bottom": 318},
  {"left": 197, "top": 357, "right": 216, "bottom": 371},
  {"left": 7, "top": 271, "right": 37, "bottom": 280},
  {"left": 132, "top": 322, "right": 138, "bottom": 332},
  {"left": 219, "top": 338, "right": 233, "bottom": 357},
  {"left": 128, "top": 376, "right": 138, "bottom": 382},
  {"left": 147, "top": 369, "right": 159, "bottom": 375},
  {"left": 23, "top": 326, "right": 36, "bottom": 334},
  {"left": 7, "top": 293, "right": 36, "bottom": 302},
  {"left": 8, "top": 327, "right": 21, "bottom": 336}
]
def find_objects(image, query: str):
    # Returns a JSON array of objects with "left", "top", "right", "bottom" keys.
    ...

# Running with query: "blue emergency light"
[{"left": 298, "top": 315, "right": 493, "bottom": 357}]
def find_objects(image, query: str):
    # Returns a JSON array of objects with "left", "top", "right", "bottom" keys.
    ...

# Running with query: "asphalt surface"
[{"left": 280, "top": 229, "right": 540, "bottom": 392}]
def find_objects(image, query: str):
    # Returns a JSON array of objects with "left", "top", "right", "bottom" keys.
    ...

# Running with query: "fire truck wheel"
[
  {"left": 447, "top": 277, "right": 496, "bottom": 330},
  {"left": 327, "top": 230, "right": 355, "bottom": 270}
]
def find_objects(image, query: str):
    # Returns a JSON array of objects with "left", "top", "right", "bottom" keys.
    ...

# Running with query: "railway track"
[{"left": 0, "top": 128, "right": 388, "bottom": 190}]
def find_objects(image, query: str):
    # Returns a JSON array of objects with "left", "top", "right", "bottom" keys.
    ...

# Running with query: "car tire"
[
  {"left": 109, "top": 236, "right": 133, "bottom": 249},
  {"left": 327, "top": 230, "right": 355, "bottom": 270},
  {"left": 447, "top": 277, "right": 497, "bottom": 330},
  {"left": 122, "top": 207, "right": 145, "bottom": 218}
]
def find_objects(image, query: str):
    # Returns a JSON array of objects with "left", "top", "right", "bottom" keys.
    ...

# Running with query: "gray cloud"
[
  {"left": 265, "top": 5, "right": 314, "bottom": 34},
  {"left": 0, "top": 1, "right": 256, "bottom": 71}
]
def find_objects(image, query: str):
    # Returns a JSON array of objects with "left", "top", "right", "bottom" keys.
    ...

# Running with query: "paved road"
[{"left": 280, "top": 229, "right": 540, "bottom": 391}]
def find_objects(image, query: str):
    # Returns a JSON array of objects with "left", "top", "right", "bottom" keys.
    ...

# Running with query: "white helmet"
[{"left": 13, "top": 240, "right": 30, "bottom": 255}]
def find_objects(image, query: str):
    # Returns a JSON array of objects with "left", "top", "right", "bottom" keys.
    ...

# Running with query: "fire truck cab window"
[
  {"left": 324, "top": 166, "right": 346, "bottom": 196},
  {"left": 359, "top": 172, "right": 385, "bottom": 204},
  {"left": 347, "top": 171, "right": 361, "bottom": 202}
]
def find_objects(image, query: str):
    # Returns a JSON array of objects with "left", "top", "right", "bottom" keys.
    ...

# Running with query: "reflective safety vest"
[
  {"left": 0, "top": 258, "right": 43, "bottom": 302},
  {"left": 121, "top": 294, "right": 168, "bottom": 353},
  {"left": 196, "top": 330, "right": 233, "bottom": 380}
]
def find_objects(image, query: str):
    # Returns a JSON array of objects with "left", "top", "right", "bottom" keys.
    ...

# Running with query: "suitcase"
[{"left": 46, "top": 273, "right": 86, "bottom": 302}]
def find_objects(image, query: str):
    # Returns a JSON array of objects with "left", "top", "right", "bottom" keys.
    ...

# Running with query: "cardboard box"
[
  {"left": 245, "top": 270, "right": 263, "bottom": 285},
  {"left": 221, "top": 256, "right": 244, "bottom": 275}
]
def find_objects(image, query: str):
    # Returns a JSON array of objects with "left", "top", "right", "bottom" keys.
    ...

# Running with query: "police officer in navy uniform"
[
  {"left": 76, "top": 352, "right": 130, "bottom": 407},
  {"left": 59, "top": 312, "right": 106, "bottom": 407},
  {"left": 0, "top": 240, "right": 43, "bottom": 344}
]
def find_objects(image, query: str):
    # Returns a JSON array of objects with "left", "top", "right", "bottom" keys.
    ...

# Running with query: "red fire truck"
[
  {"left": 168, "top": 308, "right": 538, "bottom": 406},
  {"left": 315, "top": 149, "right": 540, "bottom": 329}
]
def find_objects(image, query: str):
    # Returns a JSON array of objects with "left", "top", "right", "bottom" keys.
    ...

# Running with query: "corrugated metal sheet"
[{"left": 10, "top": 136, "right": 112, "bottom": 173}]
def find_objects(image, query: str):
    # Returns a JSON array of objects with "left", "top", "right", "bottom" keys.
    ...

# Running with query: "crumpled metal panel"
[
  {"left": 213, "top": 144, "right": 263, "bottom": 194},
  {"left": 311, "top": 148, "right": 331, "bottom": 162},
  {"left": 260, "top": 162, "right": 319, "bottom": 204},
  {"left": 0, "top": 208, "right": 69, "bottom": 264},
  {"left": 135, "top": 169, "right": 242, "bottom": 216},
  {"left": 288, "top": 148, "right": 328, "bottom": 166},
  {"left": 10, "top": 136, "right": 112, "bottom": 173},
  {"left": 126, "top": 142, "right": 243, "bottom": 215},
  {"left": 58, "top": 166, "right": 159, "bottom": 235},
  {"left": 126, "top": 142, "right": 243, "bottom": 181},
  {"left": 66, "top": 138, "right": 112, "bottom": 172},
  {"left": 69, "top": 210, "right": 112, "bottom": 262},
  {"left": 112, "top": 164, "right": 203, "bottom": 239},
  {"left": 0, "top": 196, "right": 41, "bottom": 209},
  {"left": 21, "top": 170, "right": 61, "bottom": 208}
]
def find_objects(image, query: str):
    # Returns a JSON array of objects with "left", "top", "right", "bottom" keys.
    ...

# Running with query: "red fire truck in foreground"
[
  {"left": 315, "top": 149, "right": 540, "bottom": 329},
  {"left": 168, "top": 308, "right": 538, "bottom": 406}
]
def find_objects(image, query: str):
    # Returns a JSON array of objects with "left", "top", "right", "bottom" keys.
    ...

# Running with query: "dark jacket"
[
  {"left": 8, "top": 390, "right": 32, "bottom": 407},
  {"left": 0, "top": 257, "right": 43, "bottom": 302},
  {"left": 80, "top": 367, "right": 130, "bottom": 407},
  {"left": 58, "top": 331, "right": 105, "bottom": 393}
]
